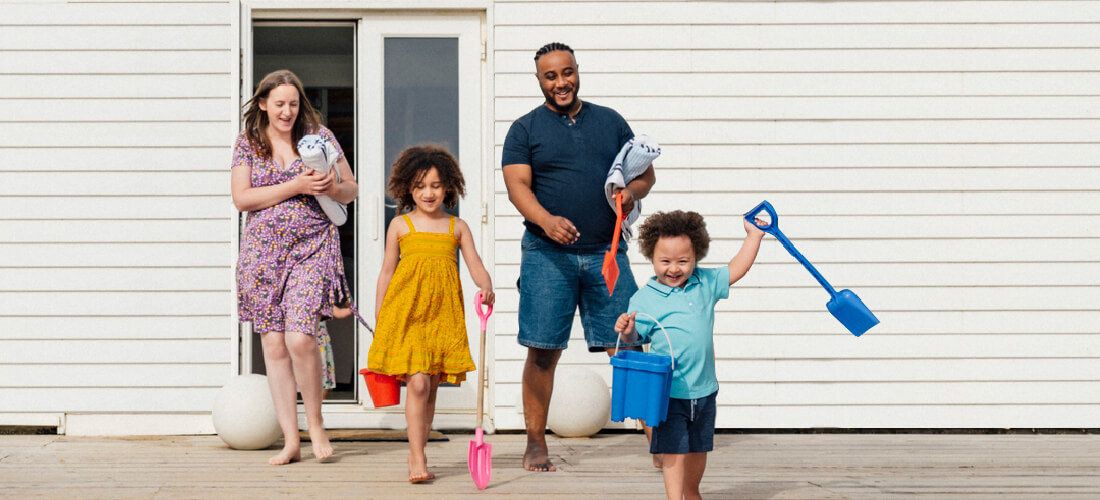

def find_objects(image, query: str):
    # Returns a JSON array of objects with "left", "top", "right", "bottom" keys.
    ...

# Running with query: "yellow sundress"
[{"left": 368, "top": 214, "right": 475, "bottom": 385}]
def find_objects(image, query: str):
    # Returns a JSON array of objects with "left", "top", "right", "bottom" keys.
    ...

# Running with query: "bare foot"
[
  {"left": 268, "top": 443, "right": 301, "bottom": 466},
  {"left": 309, "top": 426, "right": 333, "bottom": 461},
  {"left": 523, "top": 441, "right": 556, "bottom": 472},
  {"left": 408, "top": 452, "right": 435, "bottom": 483},
  {"left": 652, "top": 453, "right": 663, "bottom": 469}
]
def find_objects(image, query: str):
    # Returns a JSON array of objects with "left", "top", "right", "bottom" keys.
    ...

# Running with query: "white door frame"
[{"left": 240, "top": 4, "right": 491, "bottom": 430}]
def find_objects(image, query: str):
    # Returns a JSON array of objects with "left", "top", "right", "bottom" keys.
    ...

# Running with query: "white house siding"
[
  {"left": 0, "top": 1, "right": 239, "bottom": 433},
  {"left": 490, "top": 1, "right": 1100, "bottom": 429}
]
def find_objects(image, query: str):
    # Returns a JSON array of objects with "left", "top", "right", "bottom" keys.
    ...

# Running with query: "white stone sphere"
[
  {"left": 547, "top": 367, "right": 611, "bottom": 438},
  {"left": 212, "top": 374, "right": 282, "bottom": 450}
]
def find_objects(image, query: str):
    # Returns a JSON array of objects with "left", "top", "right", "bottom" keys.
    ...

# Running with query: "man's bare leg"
[{"left": 522, "top": 347, "right": 562, "bottom": 471}]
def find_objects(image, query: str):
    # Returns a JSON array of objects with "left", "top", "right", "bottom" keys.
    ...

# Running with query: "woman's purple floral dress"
[{"left": 232, "top": 126, "right": 352, "bottom": 335}]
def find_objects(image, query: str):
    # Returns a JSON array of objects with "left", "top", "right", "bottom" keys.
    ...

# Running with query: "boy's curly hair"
[
  {"left": 387, "top": 145, "right": 466, "bottom": 214},
  {"left": 637, "top": 210, "right": 710, "bottom": 261}
]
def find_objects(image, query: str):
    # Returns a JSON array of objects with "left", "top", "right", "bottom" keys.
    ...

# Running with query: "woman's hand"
[
  {"left": 292, "top": 168, "right": 320, "bottom": 195},
  {"left": 315, "top": 169, "right": 341, "bottom": 197}
]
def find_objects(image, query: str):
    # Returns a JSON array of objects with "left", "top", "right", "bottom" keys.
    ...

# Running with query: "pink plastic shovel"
[{"left": 467, "top": 292, "right": 493, "bottom": 490}]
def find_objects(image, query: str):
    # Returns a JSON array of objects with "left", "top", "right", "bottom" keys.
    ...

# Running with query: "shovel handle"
[
  {"left": 745, "top": 200, "right": 839, "bottom": 298},
  {"left": 475, "top": 291, "right": 493, "bottom": 330},
  {"left": 744, "top": 200, "right": 779, "bottom": 235}
]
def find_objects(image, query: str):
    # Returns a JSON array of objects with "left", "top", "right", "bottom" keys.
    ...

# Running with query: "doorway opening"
[{"left": 249, "top": 23, "right": 358, "bottom": 402}]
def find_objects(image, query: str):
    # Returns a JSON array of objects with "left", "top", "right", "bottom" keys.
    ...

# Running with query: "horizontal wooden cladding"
[
  {"left": 495, "top": 119, "right": 1100, "bottom": 145},
  {"left": 0, "top": 267, "right": 231, "bottom": 292},
  {"left": 3, "top": 97, "right": 231, "bottom": 122},
  {"left": 4, "top": 2, "right": 231, "bottom": 26},
  {"left": 495, "top": 24, "right": 1100, "bottom": 50},
  {"left": 1, "top": 74, "right": 230, "bottom": 99},
  {"left": 0, "top": 197, "right": 233, "bottom": 219},
  {"left": 494, "top": 192, "right": 1100, "bottom": 217},
  {"left": 0, "top": 242, "right": 229, "bottom": 266},
  {"left": 486, "top": 310, "right": 1100, "bottom": 335},
  {"left": 494, "top": 95, "right": 1100, "bottom": 121},
  {"left": 492, "top": 236, "right": 1100, "bottom": 264},
  {"left": 492, "top": 380, "right": 1100, "bottom": 407},
  {"left": 0, "top": 364, "right": 230, "bottom": 388},
  {"left": 0, "top": 148, "right": 231, "bottom": 172},
  {"left": 493, "top": 166, "right": 1100, "bottom": 194},
  {"left": 0, "top": 171, "right": 227, "bottom": 196},
  {"left": 0, "top": 26, "right": 230, "bottom": 50},
  {"left": 494, "top": 143, "right": 1100, "bottom": 168},
  {"left": 0, "top": 387, "right": 220, "bottom": 413},
  {"left": 493, "top": 357, "right": 1100, "bottom": 384},
  {"left": 0, "top": 291, "right": 230, "bottom": 315},
  {"left": 0, "top": 122, "right": 230, "bottom": 148},
  {"left": 496, "top": 48, "right": 1100, "bottom": 74},
  {"left": 0, "top": 220, "right": 232, "bottom": 243},
  {"left": 0, "top": 316, "right": 230, "bottom": 339},
  {"left": 0, "top": 339, "right": 230, "bottom": 364},
  {"left": 493, "top": 212, "right": 1100, "bottom": 239},
  {"left": 495, "top": 72, "right": 1100, "bottom": 97},
  {"left": 494, "top": 260, "right": 1100, "bottom": 288},
  {"left": 491, "top": 333, "right": 1100, "bottom": 362},
  {"left": 494, "top": 1, "right": 1100, "bottom": 25}
]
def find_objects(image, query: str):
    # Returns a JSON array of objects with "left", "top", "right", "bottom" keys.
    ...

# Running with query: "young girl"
[
  {"left": 369, "top": 145, "right": 495, "bottom": 484},
  {"left": 615, "top": 210, "right": 764, "bottom": 500}
]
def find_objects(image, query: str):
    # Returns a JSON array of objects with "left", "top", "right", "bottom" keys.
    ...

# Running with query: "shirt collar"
[{"left": 645, "top": 268, "right": 702, "bottom": 297}]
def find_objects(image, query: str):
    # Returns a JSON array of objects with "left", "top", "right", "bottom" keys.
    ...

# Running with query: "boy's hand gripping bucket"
[{"left": 610, "top": 313, "right": 675, "bottom": 426}]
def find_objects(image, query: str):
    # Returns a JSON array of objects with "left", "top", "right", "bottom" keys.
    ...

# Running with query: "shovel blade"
[
  {"left": 467, "top": 439, "right": 492, "bottom": 490},
  {"left": 827, "top": 289, "right": 879, "bottom": 337},
  {"left": 601, "top": 250, "right": 619, "bottom": 296}
]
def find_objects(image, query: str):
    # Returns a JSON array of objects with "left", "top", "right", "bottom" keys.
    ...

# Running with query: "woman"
[{"left": 230, "top": 70, "right": 358, "bottom": 465}]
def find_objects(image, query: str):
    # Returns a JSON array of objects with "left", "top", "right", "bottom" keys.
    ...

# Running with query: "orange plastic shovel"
[
  {"left": 467, "top": 292, "right": 493, "bottom": 490},
  {"left": 601, "top": 192, "right": 625, "bottom": 296}
]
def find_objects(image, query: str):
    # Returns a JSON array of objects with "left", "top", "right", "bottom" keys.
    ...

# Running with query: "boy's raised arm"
[{"left": 729, "top": 219, "right": 766, "bottom": 286}]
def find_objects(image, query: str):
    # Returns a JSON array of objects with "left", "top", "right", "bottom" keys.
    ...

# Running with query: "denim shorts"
[
  {"left": 517, "top": 230, "right": 640, "bottom": 352},
  {"left": 650, "top": 391, "right": 718, "bottom": 455}
]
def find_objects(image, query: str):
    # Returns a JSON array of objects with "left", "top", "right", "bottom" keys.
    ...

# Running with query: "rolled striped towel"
[
  {"left": 298, "top": 134, "right": 348, "bottom": 226},
  {"left": 604, "top": 135, "right": 660, "bottom": 240}
]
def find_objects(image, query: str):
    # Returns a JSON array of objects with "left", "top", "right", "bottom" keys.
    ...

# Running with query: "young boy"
[{"left": 615, "top": 210, "right": 765, "bottom": 500}]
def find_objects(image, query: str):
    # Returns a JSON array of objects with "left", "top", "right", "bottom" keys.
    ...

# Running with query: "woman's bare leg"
[{"left": 260, "top": 331, "right": 301, "bottom": 465}]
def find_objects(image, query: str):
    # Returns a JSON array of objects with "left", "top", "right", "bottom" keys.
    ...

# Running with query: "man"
[{"left": 502, "top": 42, "right": 657, "bottom": 472}]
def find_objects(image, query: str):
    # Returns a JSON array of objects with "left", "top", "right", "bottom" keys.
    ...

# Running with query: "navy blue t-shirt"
[{"left": 502, "top": 101, "right": 633, "bottom": 252}]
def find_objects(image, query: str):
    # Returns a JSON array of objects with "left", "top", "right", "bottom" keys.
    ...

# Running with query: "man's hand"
[
  {"left": 615, "top": 187, "right": 636, "bottom": 215},
  {"left": 540, "top": 215, "right": 580, "bottom": 245}
]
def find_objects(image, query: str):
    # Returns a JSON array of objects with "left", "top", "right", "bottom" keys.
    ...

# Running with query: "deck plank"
[{"left": 1, "top": 433, "right": 1098, "bottom": 499}]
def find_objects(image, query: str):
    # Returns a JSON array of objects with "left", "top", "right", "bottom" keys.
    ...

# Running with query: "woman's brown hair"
[
  {"left": 387, "top": 145, "right": 466, "bottom": 214},
  {"left": 241, "top": 70, "right": 322, "bottom": 158}
]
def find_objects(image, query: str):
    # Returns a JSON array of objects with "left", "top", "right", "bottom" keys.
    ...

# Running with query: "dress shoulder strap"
[
  {"left": 402, "top": 213, "right": 416, "bottom": 233},
  {"left": 448, "top": 216, "right": 456, "bottom": 236}
]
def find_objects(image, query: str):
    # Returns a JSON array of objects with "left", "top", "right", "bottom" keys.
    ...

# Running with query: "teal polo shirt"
[{"left": 628, "top": 266, "right": 729, "bottom": 400}]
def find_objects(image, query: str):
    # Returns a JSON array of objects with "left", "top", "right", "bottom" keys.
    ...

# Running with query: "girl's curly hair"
[
  {"left": 637, "top": 210, "right": 710, "bottom": 261},
  {"left": 387, "top": 145, "right": 466, "bottom": 214}
]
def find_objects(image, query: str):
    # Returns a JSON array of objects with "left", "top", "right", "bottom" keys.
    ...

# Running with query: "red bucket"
[{"left": 360, "top": 368, "right": 400, "bottom": 407}]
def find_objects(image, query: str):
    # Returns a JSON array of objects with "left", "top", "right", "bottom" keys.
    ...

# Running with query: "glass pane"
[{"left": 383, "top": 37, "right": 460, "bottom": 226}]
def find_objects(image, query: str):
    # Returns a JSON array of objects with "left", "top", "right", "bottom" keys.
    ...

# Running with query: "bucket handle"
[{"left": 613, "top": 312, "right": 675, "bottom": 371}]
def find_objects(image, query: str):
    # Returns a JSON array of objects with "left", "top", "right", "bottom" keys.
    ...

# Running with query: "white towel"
[
  {"left": 604, "top": 135, "right": 660, "bottom": 240},
  {"left": 298, "top": 134, "right": 348, "bottom": 226}
]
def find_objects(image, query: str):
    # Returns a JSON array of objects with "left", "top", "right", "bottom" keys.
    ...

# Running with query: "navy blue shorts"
[
  {"left": 650, "top": 391, "right": 718, "bottom": 454},
  {"left": 516, "top": 231, "right": 640, "bottom": 352}
]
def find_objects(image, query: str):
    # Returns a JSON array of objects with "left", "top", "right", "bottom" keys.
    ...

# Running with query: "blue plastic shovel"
[{"left": 745, "top": 201, "right": 879, "bottom": 337}]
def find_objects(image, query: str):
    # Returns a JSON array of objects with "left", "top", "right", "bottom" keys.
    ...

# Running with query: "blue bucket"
[{"left": 610, "top": 313, "right": 675, "bottom": 426}]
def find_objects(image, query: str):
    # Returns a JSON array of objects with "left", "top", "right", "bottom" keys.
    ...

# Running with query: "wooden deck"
[{"left": 2, "top": 432, "right": 1099, "bottom": 499}]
